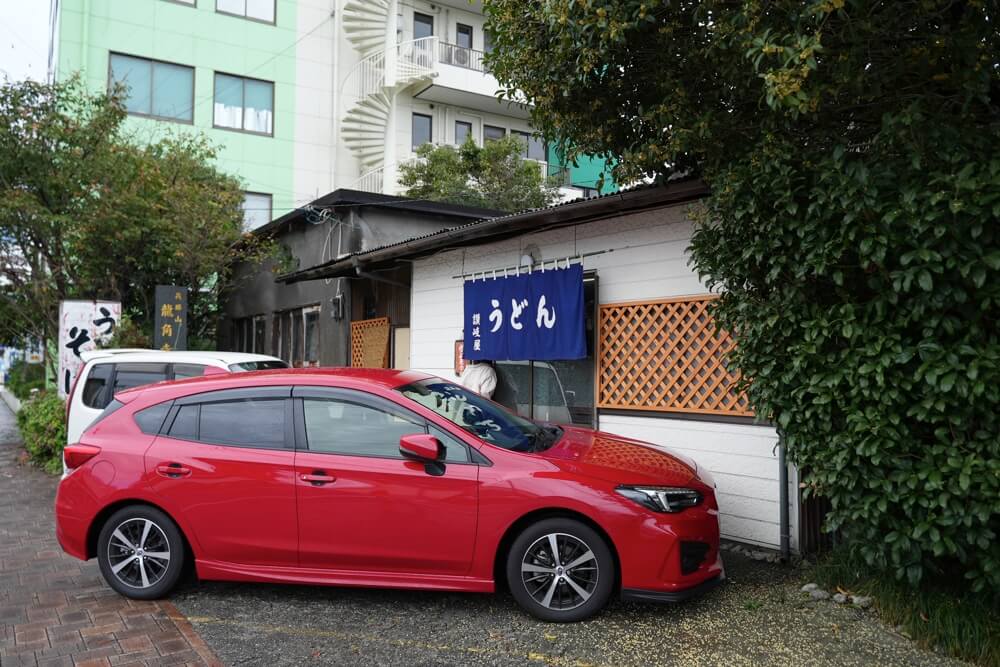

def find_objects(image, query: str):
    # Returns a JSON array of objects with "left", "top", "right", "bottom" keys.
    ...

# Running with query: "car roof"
[
  {"left": 118, "top": 367, "right": 435, "bottom": 401},
  {"left": 80, "top": 349, "right": 284, "bottom": 367}
]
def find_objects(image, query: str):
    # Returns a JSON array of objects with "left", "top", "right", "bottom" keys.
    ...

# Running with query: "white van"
[{"left": 66, "top": 349, "right": 288, "bottom": 448}]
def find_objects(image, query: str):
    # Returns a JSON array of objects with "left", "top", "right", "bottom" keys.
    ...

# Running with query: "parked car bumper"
[{"left": 622, "top": 572, "right": 726, "bottom": 603}]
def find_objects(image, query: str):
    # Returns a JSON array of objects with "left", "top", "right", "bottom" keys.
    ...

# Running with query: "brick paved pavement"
[{"left": 0, "top": 401, "right": 222, "bottom": 667}]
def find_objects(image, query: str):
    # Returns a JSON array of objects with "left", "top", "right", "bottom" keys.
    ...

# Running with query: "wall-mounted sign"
[
  {"left": 154, "top": 285, "right": 188, "bottom": 351},
  {"left": 463, "top": 264, "right": 586, "bottom": 361},
  {"left": 58, "top": 300, "right": 120, "bottom": 398}
]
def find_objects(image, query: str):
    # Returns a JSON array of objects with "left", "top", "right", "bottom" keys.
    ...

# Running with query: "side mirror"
[{"left": 399, "top": 434, "right": 444, "bottom": 463}]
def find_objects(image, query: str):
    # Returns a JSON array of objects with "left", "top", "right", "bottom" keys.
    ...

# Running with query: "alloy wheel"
[
  {"left": 520, "top": 532, "right": 599, "bottom": 611},
  {"left": 106, "top": 518, "right": 171, "bottom": 589}
]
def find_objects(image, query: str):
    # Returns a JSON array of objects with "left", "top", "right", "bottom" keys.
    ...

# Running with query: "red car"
[{"left": 55, "top": 369, "right": 724, "bottom": 622}]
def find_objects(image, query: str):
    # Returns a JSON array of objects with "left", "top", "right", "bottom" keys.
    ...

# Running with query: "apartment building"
[{"left": 51, "top": 0, "right": 611, "bottom": 229}]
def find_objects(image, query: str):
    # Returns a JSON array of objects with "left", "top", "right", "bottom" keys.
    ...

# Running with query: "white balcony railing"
[{"left": 438, "top": 42, "right": 486, "bottom": 72}]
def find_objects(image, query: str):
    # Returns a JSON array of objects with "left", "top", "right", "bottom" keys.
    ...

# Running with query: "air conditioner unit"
[{"left": 455, "top": 48, "right": 469, "bottom": 66}]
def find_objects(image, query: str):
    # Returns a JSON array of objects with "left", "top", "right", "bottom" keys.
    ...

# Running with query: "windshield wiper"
[{"left": 530, "top": 425, "right": 563, "bottom": 452}]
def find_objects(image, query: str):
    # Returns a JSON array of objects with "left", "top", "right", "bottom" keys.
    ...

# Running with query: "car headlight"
[{"left": 615, "top": 486, "right": 702, "bottom": 513}]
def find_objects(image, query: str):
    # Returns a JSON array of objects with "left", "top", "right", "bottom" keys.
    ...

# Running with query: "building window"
[
  {"left": 273, "top": 306, "right": 320, "bottom": 367},
  {"left": 455, "top": 120, "right": 472, "bottom": 146},
  {"left": 214, "top": 73, "right": 274, "bottom": 134},
  {"left": 484, "top": 29, "right": 494, "bottom": 54},
  {"left": 484, "top": 124, "right": 505, "bottom": 142},
  {"left": 108, "top": 53, "right": 194, "bottom": 122},
  {"left": 456, "top": 23, "right": 473, "bottom": 49},
  {"left": 413, "top": 12, "right": 433, "bottom": 39},
  {"left": 216, "top": 0, "right": 275, "bottom": 23},
  {"left": 241, "top": 191, "right": 272, "bottom": 230},
  {"left": 514, "top": 130, "right": 546, "bottom": 162},
  {"left": 412, "top": 113, "right": 432, "bottom": 150}
]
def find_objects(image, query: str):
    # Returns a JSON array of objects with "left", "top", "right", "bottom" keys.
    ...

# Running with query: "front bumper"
[{"left": 622, "top": 573, "right": 726, "bottom": 603}]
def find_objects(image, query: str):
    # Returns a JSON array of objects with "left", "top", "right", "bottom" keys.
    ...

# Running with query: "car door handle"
[
  {"left": 156, "top": 463, "right": 191, "bottom": 478},
  {"left": 299, "top": 471, "right": 336, "bottom": 486}
]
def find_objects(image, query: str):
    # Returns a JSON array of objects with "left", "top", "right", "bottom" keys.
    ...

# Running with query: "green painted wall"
[
  {"left": 548, "top": 143, "right": 616, "bottom": 193},
  {"left": 57, "top": 0, "right": 299, "bottom": 218}
]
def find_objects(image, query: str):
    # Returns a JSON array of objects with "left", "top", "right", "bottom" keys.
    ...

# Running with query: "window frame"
[
  {"left": 455, "top": 23, "right": 473, "bottom": 49},
  {"left": 86, "top": 362, "right": 211, "bottom": 409},
  {"left": 291, "top": 386, "right": 478, "bottom": 465},
  {"left": 162, "top": 0, "right": 197, "bottom": 7},
  {"left": 513, "top": 129, "right": 546, "bottom": 162},
  {"left": 107, "top": 51, "right": 195, "bottom": 124},
  {"left": 483, "top": 124, "right": 506, "bottom": 142},
  {"left": 413, "top": 11, "right": 434, "bottom": 38},
  {"left": 241, "top": 191, "right": 273, "bottom": 230},
  {"left": 165, "top": 386, "right": 295, "bottom": 449},
  {"left": 411, "top": 112, "right": 433, "bottom": 150},
  {"left": 454, "top": 120, "right": 473, "bottom": 146},
  {"left": 215, "top": 0, "right": 276, "bottom": 25},
  {"left": 212, "top": 71, "right": 275, "bottom": 137}
]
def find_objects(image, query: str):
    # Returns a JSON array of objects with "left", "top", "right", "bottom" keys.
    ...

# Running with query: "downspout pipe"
[{"left": 778, "top": 429, "right": 791, "bottom": 561}]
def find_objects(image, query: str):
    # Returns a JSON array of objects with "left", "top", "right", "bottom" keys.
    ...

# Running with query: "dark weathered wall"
[{"left": 222, "top": 206, "right": 463, "bottom": 366}]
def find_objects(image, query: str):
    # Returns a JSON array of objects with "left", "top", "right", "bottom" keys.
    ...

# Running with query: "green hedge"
[
  {"left": 6, "top": 359, "right": 45, "bottom": 400},
  {"left": 16, "top": 392, "right": 67, "bottom": 475},
  {"left": 691, "top": 116, "right": 1000, "bottom": 594}
]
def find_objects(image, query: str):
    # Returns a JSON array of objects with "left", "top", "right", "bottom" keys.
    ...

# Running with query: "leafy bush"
[
  {"left": 691, "top": 116, "right": 1000, "bottom": 594},
  {"left": 482, "top": 0, "right": 998, "bottom": 595},
  {"left": 16, "top": 392, "right": 67, "bottom": 475},
  {"left": 6, "top": 359, "right": 45, "bottom": 400}
]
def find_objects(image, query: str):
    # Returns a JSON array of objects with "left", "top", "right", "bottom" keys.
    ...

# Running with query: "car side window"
[
  {"left": 135, "top": 403, "right": 171, "bottom": 435},
  {"left": 168, "top": 405, "right": 199, "bottom": 440},
  {"left": 429, "top": 425, "right": 471, "bottom": 463},
  {"left": 172, "top": 364, "right": 206, "bottom": 380},
  {"left": 200, "top": 399, "right": 286, "bottom": 448},
  {"left": 82, "top": 364, "right": 113, "bottom": 408},
  {"left": 113, "top": 363, "right": 168, "bottom": 393},
  {"left": 302, "top": 398, "right": 426, "bottom": 459}
]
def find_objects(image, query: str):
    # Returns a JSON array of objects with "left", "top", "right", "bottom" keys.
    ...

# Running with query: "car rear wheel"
[
  {"left": 506, "top": 518, "right": 615, "bottom": 622},
  {"left": 97, "top": 505, "right": 185, "bottom": 600}
]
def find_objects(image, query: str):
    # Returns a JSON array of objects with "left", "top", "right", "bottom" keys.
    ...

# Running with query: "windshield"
[
  {"left": 228, "top": 360, "right": 289, "bottom": 372},
  {"left": 397, "top": 379, "right": 550, "bottom": 452}
]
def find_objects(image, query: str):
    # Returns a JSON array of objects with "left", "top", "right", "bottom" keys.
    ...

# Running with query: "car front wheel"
[
  {"left": 96, "top": 505, "right": 185, "bottom": 600},
  {"left": 506, "top": 517, "right": 615, "bottom": 622}
]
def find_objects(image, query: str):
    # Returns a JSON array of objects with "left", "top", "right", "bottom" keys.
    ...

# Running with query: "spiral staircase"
[{"left": 340, "top": 0, "right": 437, "bottom": 193}]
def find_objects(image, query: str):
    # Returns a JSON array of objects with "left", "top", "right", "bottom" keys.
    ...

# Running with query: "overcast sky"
[{"left": 0, "top": 0, "right": 51, "bottom": 82}]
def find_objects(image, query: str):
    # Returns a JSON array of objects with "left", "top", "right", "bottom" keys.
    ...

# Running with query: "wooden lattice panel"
[
  {"left": 597, "top": 296, "right": 753, "bottom": 416},
  {"left": 350, "top": 317, "right": 390, "bottom": 368}
]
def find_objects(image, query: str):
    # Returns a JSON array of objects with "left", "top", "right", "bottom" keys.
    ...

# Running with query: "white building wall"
[
  {"left": 409, "top": 201, "right": 799, "bottom": 551},
  {"left": 293, "top": 0, "right": 338, "bottom": 207}
]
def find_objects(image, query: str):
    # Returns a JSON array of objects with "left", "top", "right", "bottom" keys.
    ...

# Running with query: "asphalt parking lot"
[
  {"left": 0, "top": 401, "right": 964, "bottom": 667},
  {"left": 171, "top": 550, "right": 962, "bottom": 667}
]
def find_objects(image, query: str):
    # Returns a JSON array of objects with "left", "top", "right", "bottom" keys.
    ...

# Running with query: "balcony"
[{"left": 413, "top": 41, "right": 530, "bottom": 119}]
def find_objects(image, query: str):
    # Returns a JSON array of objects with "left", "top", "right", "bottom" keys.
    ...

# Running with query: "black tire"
[
  {"left": 97, "top": 505, "right": 185, "bottom": 600},
  {"left": 506, "top": 517, "right": 616, "bottom": 622}
]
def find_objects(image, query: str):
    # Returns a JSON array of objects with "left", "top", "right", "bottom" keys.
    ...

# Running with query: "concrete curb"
[{"left": 0, "top": 387, "right": 21, "bottom": 413}]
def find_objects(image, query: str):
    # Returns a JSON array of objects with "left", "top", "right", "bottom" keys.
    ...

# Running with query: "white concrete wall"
[{"left": 409, "top": 201, "right": 799, "bottom": 551}]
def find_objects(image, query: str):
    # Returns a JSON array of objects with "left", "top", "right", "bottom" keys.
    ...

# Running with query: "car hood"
[{"left": 537, "top": 426, "right": 698, "bottom": 487}]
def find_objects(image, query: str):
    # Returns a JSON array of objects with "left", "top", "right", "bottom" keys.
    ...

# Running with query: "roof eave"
[{"left": 278, "top": 178, "right": 708, "bottom": 284}]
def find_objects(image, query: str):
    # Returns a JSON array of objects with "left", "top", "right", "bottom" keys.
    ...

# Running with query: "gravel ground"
[{"left": 171, "top": 550, "right": 964, "bottom": 666}]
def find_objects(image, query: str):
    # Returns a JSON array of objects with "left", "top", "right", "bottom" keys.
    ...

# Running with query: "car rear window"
[
  {"left": 86, "top": 399, "right": 125, "bottom": 433},
  {"left": 134, "top": 403, "right": 171, "bottom": 435},
  {"left": 82, "top": 364, "right": 113, "bottom": 409},
  {"left": 228, "top": 360, "right": 289, "bottom": 372}
]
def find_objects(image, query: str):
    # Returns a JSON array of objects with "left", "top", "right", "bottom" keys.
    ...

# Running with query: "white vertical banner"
[{"left": 57, "top": 300, "right": 121, "bottom": 399}]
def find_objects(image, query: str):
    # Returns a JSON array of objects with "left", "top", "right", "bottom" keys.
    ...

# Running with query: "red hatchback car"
[{"left": 55, "top": 369, "right": 724, "bottom": 622}]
